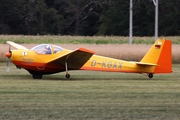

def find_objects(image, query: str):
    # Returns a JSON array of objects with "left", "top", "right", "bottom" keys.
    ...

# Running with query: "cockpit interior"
[{"left": 30, "top": 44, "right": 64, "bottom": 54}]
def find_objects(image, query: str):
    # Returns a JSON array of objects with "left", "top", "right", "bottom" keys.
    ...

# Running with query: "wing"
[
  {"left": 7, "top": 41, "right": 29, "bottom": 50},
  {"left": 47, "top": 48, "right": 95, "bottom": 69}
]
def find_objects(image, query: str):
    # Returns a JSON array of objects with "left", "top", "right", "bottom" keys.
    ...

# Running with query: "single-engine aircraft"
[{"left": 5, "top": 39, "right": 172, "bottom": 79}]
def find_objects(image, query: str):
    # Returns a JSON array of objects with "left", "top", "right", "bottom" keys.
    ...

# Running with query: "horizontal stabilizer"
[
  {"left": 7, "top": 41, "right": 29, "bottom": 50},
  {"left": 136, "top": 62, "right": 157, "bottom": 66}
]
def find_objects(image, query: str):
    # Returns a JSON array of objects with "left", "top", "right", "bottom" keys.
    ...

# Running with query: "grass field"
[{"left": 0, "top": 63, "right": 180, "bottom": 119}]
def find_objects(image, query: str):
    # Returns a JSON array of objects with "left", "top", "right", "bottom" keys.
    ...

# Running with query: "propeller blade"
[
  {"left": 6, "top": 44, "right": 11, "bottom": 72},
  {"left": 6, "top": 58, "right": 10, "bottom": 72}
]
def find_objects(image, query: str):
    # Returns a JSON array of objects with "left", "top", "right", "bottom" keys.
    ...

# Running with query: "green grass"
[
  {"left": 0, "top": 63, "right": 180, "bottom": 119},
  {"left": 1, "top": 35, "right": 180, "bottom": 44}
]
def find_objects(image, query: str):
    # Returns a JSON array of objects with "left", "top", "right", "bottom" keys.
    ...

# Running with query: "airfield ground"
[
  {"left": 0, "top": 63, "right": 179, "bottom": 119},
  {"left": 0, "top": 36, "right": 180, "bottom": 119}
]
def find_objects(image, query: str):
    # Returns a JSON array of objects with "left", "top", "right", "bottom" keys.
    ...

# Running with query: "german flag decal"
[{"left": 155, "top": 45, "right": 161, "bottom": 49}]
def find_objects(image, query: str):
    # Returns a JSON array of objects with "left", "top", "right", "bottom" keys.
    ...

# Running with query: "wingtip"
[
  {"left": 6, "top": 41, "right": 11, "bottom": 44},
  {"left": 78, "top": 48, "right": 95, "bottom": 54},
  {"left": 6, "top": 41, "right": 29, "bottom": 50}
]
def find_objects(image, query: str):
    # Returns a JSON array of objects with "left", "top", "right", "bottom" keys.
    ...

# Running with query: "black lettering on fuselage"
[
  {"left": 118, "top": 62, "right": 123, "bottom": 69},
  {"left": 112, "top": 62, "right": 117, "bottom": 68},
  {"left": 108, "top": 62, "right": 112, "bottom": 68},
  {"left": 102, "top": 61, "right": 106, "bottom": 68},
  {"left": 91, "top": 60, "right": 123, "bottom": 69},
  {"left": 91, "top": 60, "right": 96, "bottom": 66}
]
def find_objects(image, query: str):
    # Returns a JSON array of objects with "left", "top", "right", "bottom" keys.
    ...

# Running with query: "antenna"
[
  {"left": 129, "top": 0, "right": 133, "bottom": 44},
  {"left": 153, "top": 0, "right": 158, "bottom": 41}
]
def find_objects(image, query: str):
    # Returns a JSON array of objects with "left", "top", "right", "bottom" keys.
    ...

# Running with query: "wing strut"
[{"left": 65, "top": 55, "right": 70, "bottom": 78}]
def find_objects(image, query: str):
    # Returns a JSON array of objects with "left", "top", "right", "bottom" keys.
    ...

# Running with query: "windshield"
[{"left": 31, "top": 44, "right": 64, "bottom": 54}]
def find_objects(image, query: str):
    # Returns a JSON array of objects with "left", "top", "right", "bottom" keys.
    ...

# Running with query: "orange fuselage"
[{"left": 10, "top": 49, "right": 156, "bottom": 74}]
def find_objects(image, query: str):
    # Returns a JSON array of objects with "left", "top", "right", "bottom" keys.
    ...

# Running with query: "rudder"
[{"left": 140, "top": 39, "right": 172, "bottom": 73}]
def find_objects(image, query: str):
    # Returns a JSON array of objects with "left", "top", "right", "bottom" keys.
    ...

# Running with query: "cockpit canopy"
[{"left": 30, "top": 44, "right": 64, "bottom": 54}]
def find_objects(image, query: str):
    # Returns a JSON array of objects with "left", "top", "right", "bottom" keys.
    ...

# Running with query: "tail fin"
[{"left": 140, "top": 39, "right": 172, "bottom": 73}]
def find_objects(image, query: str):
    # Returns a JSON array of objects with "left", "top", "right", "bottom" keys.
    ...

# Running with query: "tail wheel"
[
  {"left": 32, "top": 74, "right": 42, "bottom": 79},
  {"left": 148, "top": 73, "right": 153, "bottom": 78}
]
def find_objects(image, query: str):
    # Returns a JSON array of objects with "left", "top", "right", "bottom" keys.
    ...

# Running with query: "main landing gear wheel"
[
  {"left": 65, "top": 74, "right": 70, "bottom": 79},
  {"left": 148, "top": 73, "right": 153, "bottom": 78},
  {"left": 32, "top": 74, "right": 42, "bottom": 79},
  {"left": 65, "top": 57, "right": 70, "bottom": 79}
]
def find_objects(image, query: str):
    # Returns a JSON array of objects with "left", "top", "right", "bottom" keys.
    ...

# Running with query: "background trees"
[{"left": 0, "top": 0, "right": 179, "bottom": 36}]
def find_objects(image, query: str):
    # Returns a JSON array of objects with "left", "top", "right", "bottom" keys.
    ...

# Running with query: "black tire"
[
  {"left": 148, "top": 73, "right": 153, "bottom": 78},
  {"left": 32, "top": 74, "right": 42, "bottom": 79},
  {"left": 65, "top": 74, "right": 70, "bottom": 79}
]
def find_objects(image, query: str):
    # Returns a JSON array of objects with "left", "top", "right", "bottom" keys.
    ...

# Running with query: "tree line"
[{"left": 0, "top": 0, "right": 179, "bottom": 36}]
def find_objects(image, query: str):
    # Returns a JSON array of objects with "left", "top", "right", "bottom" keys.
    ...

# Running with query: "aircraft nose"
[{"left": 6, "top": 52, "right": 11, "bottom": 58}]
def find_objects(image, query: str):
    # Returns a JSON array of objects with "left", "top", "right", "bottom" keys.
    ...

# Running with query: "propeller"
[
  {"left": 6, "top": 57, "right": 10, "bottom": 72},
  {"left": 5, "top": 45, "right": 11, "bottom": 72}
]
